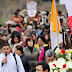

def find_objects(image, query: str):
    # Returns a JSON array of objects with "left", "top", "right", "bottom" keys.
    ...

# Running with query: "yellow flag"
[{"left": 51, "top": 0, "right": 60, "bottom": 33}]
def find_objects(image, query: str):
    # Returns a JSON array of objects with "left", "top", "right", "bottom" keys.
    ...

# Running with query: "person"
[
  {"left": 45, "top": 49, "right": 56, "bottom": 63},
  {"left": 0, "top": 43, "right": 25, "bottom": 72},
  {"left": 24, "top": 30, "right": 30, "bottom": 36},
  {"left": 23, "top": 37, "right": 40, "bottom": 72},
  {"left": 9, "top": 31, "right": 22, "bottom": 52},
  {"left": 35, "top": 35, "right": 48, "bottom": 53},
  {"left": 36, "top": 61, "right": 50, "bottom": 72},
  {"left": 11, "top": 12, "right": 23, "bottom": 24},
  {"left": 15, "top": 45, "right": 32, "bottom": 72},
  {"left": 38, "top": 38, "right": 51, "bottom": 62},
  {"left": 0, "top": 39, "right": 5, "bottom": 53},
  {"left": 41, "top": 25, "right": 50, "bottom": 36},
  {"left": 27, "top": 25, "right": 33, "bottom": 33},
  {"left": 0, "top": 24, "right": 7, "bottom": 34},
  {"left": 43, "top": 32, "right": 49, "bottom": 44},
  {"left": 20, "top": 36, "right": 28, "bottom": 48}
]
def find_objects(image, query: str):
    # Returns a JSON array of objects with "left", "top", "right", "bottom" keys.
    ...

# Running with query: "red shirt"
[{"left": 11, "top": 15, "right": 23, "bottom": 24}]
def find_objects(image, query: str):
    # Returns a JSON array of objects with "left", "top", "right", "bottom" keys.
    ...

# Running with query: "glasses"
[{"left": 46, "top": 58, "right": 54, "bottom": 62}]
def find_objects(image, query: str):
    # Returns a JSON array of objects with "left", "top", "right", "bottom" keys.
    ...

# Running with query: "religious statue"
[{"left": 62, "top": 19, "right": 71, "bottom": 49}]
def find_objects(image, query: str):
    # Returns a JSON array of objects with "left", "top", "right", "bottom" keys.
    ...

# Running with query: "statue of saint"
[{"left": 62, "top": 19, "right": 71, "bottom": 49}]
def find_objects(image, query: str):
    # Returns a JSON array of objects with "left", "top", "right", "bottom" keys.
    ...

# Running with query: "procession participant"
[{"left": 0, "top": 43, "right": 25, "bottom": 72}]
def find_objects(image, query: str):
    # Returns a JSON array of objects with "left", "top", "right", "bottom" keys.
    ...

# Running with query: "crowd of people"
[{"left": 0, "top": 9, "right": 71, "bottom": 72}]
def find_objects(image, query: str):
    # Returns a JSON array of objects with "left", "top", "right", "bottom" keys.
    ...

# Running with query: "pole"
[{"left": 54, "top": 0, "right": 59, "bottom": 48}]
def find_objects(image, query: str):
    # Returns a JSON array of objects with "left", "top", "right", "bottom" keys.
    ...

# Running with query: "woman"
[
  {"left": 34, "top": 35, "right": 48, "bottom": 53},
  {"left": 15, "top": 45, "right": 32, "bottom": 72},
  {"left": 43, "top": 32, "right": 49, "bottom": 44},
  {"left": 23, "top": 37, "right": 40, "bottom": 72},
  {"left": 9, "top": 31, "right": 22, "bottom": 52}
]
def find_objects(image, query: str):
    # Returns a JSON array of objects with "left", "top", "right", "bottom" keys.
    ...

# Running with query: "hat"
[
  {"left": 5, "top": 21, "right": 16, "bottom": 25},
  {"left": 27, "top": 25, "right": 32, "bottom": 30}
]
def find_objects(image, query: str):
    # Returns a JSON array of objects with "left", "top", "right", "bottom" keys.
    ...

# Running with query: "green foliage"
[
  {"left": 56, "top": 53, "right": 68, "bottom": 61},
  {"left": 67, "top": 68, "right": 72, "bottom": 72}
]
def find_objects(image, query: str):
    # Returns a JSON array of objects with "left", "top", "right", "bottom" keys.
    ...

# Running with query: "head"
[
  {"left": 45, "top": 49, "right": 56, "bottom": 63},
  {"left": 26, "top": 37, "right": 35, "bottom": 47},
  {"left": 37, "top": 35, "right": 45, "bottom": 46},
  {"left": 32, "top": 32, "right": 36, "bottom": 41},
  {"left": 43, "top": 32, "right": 48, "bottom": 41},
  {"left": 1, "top": 36, "right": 8, "bottom": 42},
  {"left": 14, "top": 12, "right": 18, "bottom": 17},
  {"left": 15, "top": 45, "right": 23, "bottom": 56},
  {"left": 58, "top": 11, "right": 62, "bottom": 16},
  {"left": 21, "top": 32, "right": 24, "bottom": 39},
  {"left": 17, "top": 9, "right": 21, "bottom": 13},
  {"left": 48, "top": 38, "right": 51, "bottom": 48},
  {"left": 11, "top": 31, "right": 21, "bottom": 44},
  {"left": 22, "top": 36, "right": 27, "bottom": 45},
  {"left": 27, "top": 25, "right": 33, "bottom": 33},
  {"left": 24, "top": 30, "right": 30, "bottom": 36},
  {"left": 45, "top": 25, "right": 50, "bottom": 32},
  {"left": 36, "top": 61, "right": 50, "bottom": 72},
  {"left": 0, "top": 24, "right": 2, "bottom": 30},
  {"left": 1, "top": 43, "right": 10, "bottom": 55}
]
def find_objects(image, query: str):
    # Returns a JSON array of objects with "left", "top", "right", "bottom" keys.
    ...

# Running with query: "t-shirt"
[{"left": 11, "top": 15, "right": 23, "bottom": 24}]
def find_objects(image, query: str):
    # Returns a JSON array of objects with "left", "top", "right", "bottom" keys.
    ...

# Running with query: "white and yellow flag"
[{"left": 50, "top": 0, "right": 63, "bottom": 50}]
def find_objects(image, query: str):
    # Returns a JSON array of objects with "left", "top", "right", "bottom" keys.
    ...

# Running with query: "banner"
[
  {"left": 50, "top": 0, "right": 63, "bottom": 50},
  {"left": 27, "top": 1, "right": 37, "bottom": 17},
  {"left": 65, "top": 0, "right": 72, "bottom": 17},
  {"left": 65, "top": 0, "right": 72, "bottom": 34},
  {"left": 59, "top": 0, "right": 65, "bottom": 5}
]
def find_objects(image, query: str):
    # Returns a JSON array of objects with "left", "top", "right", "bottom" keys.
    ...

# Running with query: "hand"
[{"left": 2, "top": 57, "right": 7, "bottom": 64}]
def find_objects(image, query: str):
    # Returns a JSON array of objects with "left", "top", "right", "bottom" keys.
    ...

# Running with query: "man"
[
  {"left": 36, "top": 61, "right": 50, "bottom": 72},
  {"left": 45, "top": 49, "right": 56, "bottom": 63},
  {"left": 21, "top": 36, "right": 28, "bottom": 48},
  {"left": 41, "top": 25, "right": 50, "bottom": 36},
  {"left": 0, "top": 43, "right": 25, "bottom": 72},
  {"left": 27, "top": 25, "right": 33, "bottom": 33},
  {"left": 11, "top": 12, "right": 23, "bottom": 24},
  {"left": 0, "top": 24, "right": 7, "bottom": 34}
]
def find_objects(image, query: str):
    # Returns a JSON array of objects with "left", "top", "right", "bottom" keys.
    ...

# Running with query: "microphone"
[
  {"left": 5, "top": 54, "right": 7, "bottom": 57},
  {"left": 5, "top": 54, "right": 7, "bottom": 64}
]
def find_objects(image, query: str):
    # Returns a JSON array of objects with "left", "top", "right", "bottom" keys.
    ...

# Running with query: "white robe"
[{"left": 0, "top": 53, "right": 25, "bottom": 72}]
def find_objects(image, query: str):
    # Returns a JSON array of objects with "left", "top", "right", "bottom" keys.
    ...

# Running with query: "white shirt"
[{"left": 0, "top": 53, "right": 25, "bottom": 72}]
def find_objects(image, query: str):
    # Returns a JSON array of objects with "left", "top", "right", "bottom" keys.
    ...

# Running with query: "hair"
[
  {"left": 43, "top": 32, "right": 48, "bottom": 36},
  {"left": 37, "top": 35, "right": 45, "bottom": 43},
  {"left": 16, "top": 45, "right": 23, "bottom": 54},
  {"left": 11, "top": 31, "right": 21, "bottom": 44},
  {"left": 15, "top": 12, "right": 18, "bottom": 14},
  {"left": 45, "top": 25, "right": 50, "bottom": 29},
  {"left": 1, "top": 43, "right": 10, "bottom": 48},
  {"left": 48, "top": 38, "right": 51, "bottom": 43},
  {"left": 36, "top": 61, "right": 50, "bottom": 72},
  {"left": 26, "top": 37, "right": 35, "bottom": 46},
  {"left": 17, "top": 9, "right": 21, "bottom": 12},
  {"left": 45, "top": 49, "right": 56, "bottom": 58},
  {"left": 0, "top": 39, "right": 6, "bottom": 48}
]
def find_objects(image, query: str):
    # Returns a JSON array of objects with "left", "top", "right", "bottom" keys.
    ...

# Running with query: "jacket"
[
  {"left": 20, "top": 53, "right": 32, "bottom": 72},
  {"left": 23, "top": 46, "right": 40, "bottom": 70}
]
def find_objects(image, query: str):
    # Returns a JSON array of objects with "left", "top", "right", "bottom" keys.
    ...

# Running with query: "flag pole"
[{"left": 54, "top": 0, "right": 59, "bottom": 48}]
